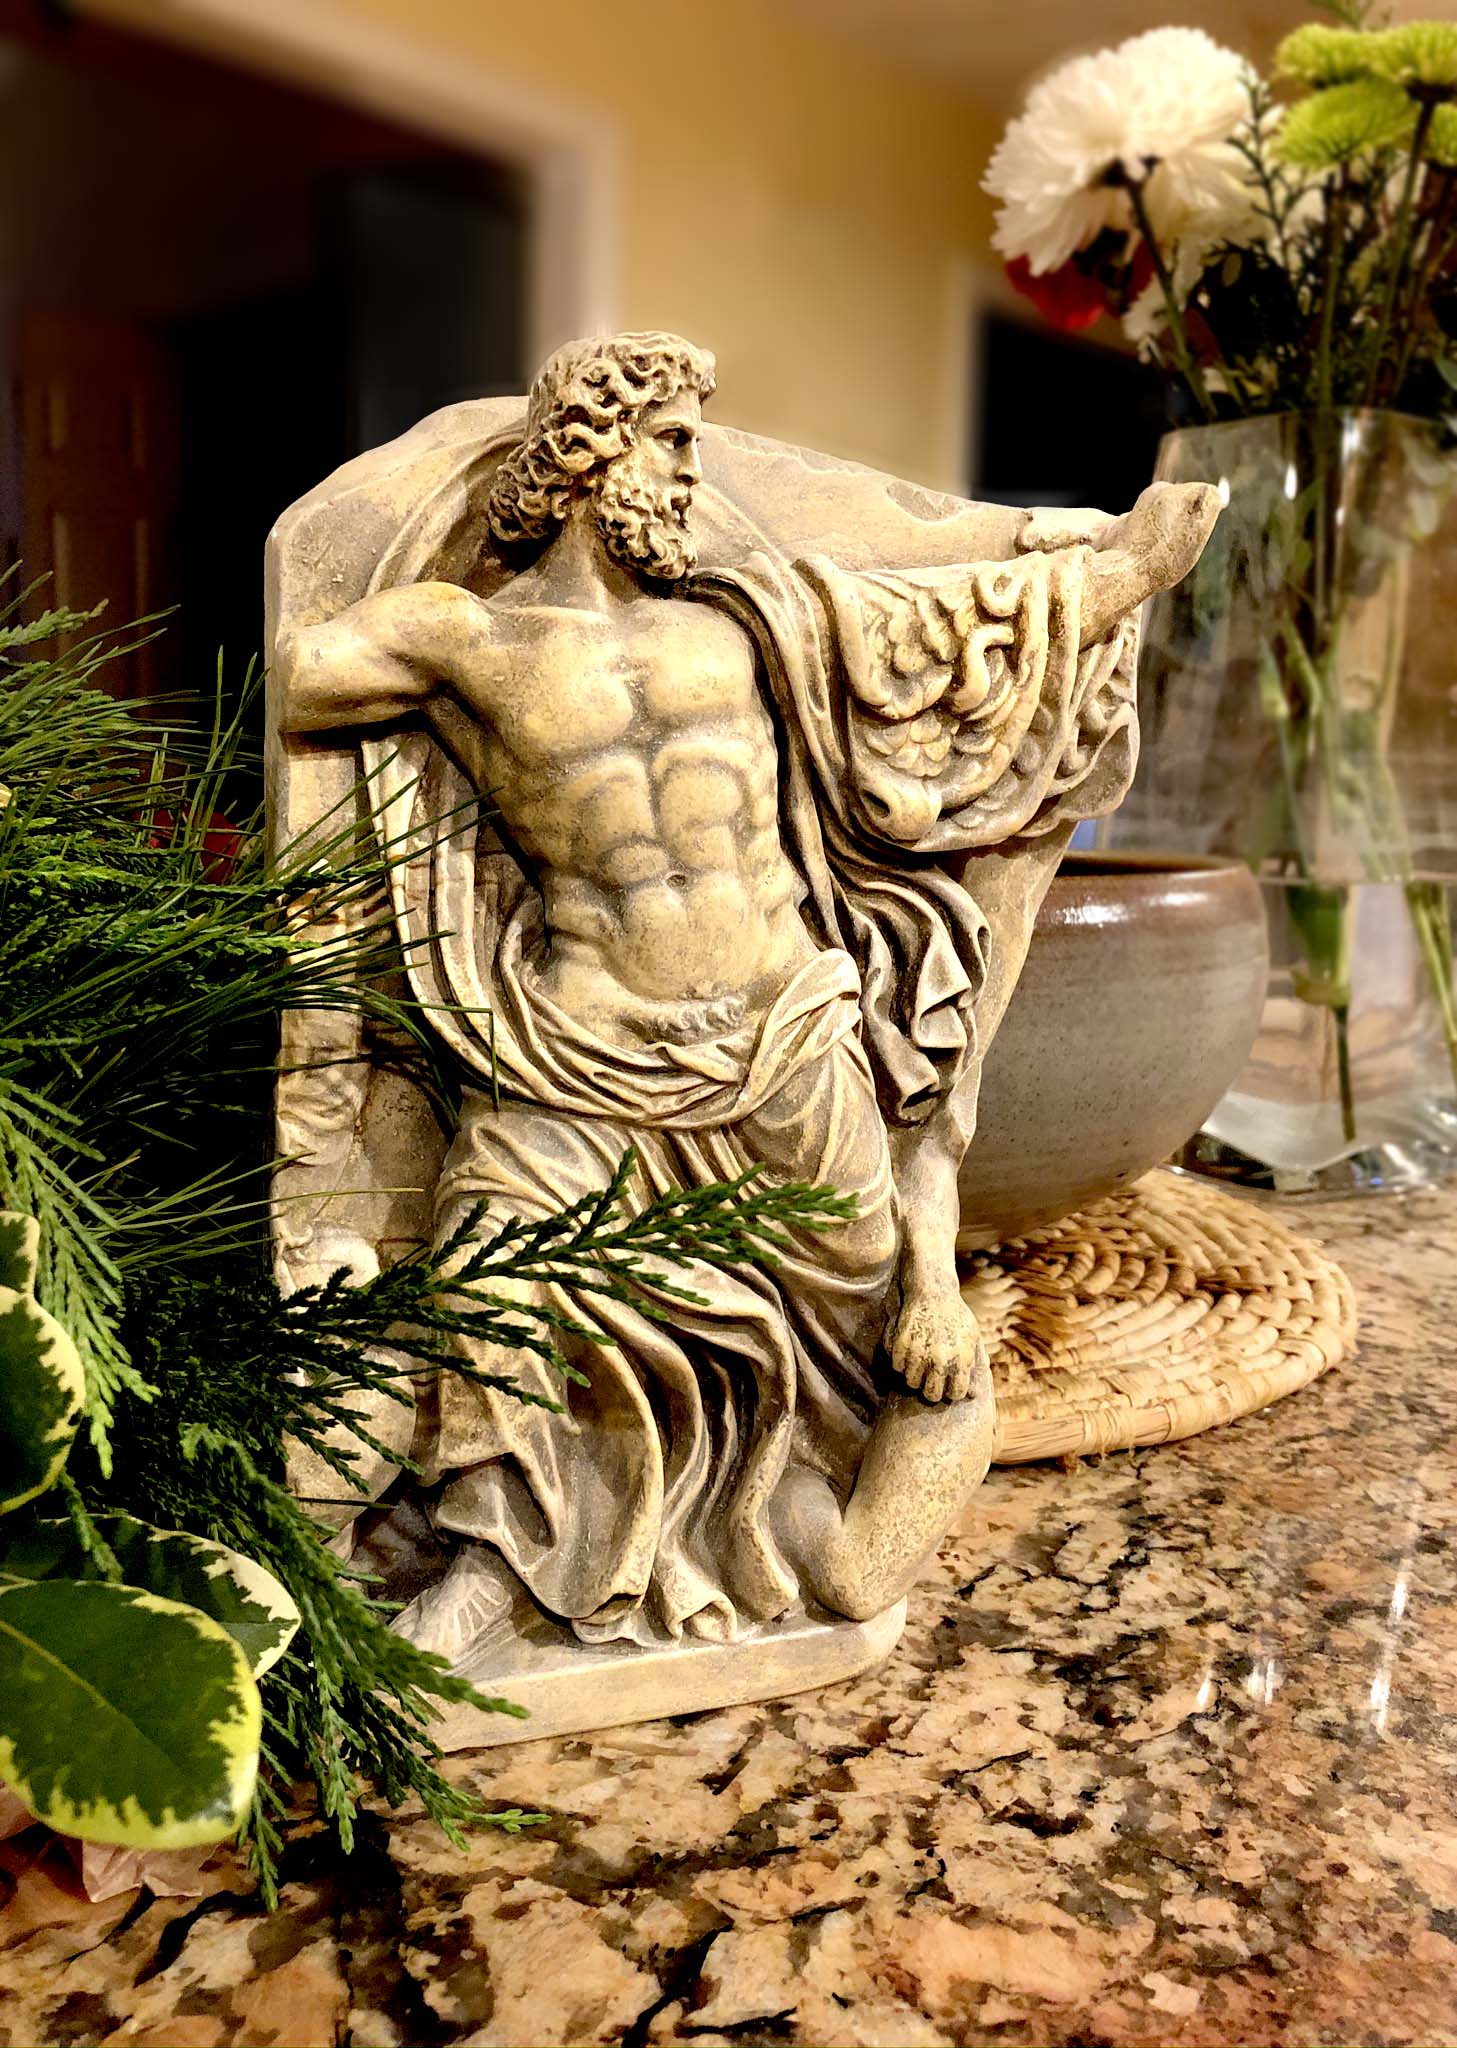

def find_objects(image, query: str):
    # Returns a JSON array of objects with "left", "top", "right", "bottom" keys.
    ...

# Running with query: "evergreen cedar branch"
[{"left": 0, "top": 579, "right": 854, "bottom": 1903}]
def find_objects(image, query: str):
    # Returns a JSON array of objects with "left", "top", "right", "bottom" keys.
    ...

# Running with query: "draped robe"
[{"left": 364, "top": 543, "right": 1139, "bottom": 1645}]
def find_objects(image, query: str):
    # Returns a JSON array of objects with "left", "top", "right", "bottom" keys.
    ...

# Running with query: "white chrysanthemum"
[{"left": 985, "top": 26, "right": 1258, "bottom": 273}]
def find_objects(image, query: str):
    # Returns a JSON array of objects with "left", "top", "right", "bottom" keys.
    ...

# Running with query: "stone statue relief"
[{"left": 267, "top": 333, "right": 1218, "bottom": 1743}]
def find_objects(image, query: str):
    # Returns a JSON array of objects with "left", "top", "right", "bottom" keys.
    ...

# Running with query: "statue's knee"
[
  {"left": 821, "top": 1573, "right": 898, "bottom": 1624},
  {"left": 814, "top": 1529, "right": 918, "bottom": 1624}
]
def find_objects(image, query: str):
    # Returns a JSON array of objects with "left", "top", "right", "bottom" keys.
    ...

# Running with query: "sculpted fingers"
[
  {"left": 887, "top": 1298, "right": 927, "bottom": 1390},
  {"left": 1018, "top": 505, "right": 1116, "bottom": 554},
  {"left": 943, "top": 1352, "right": 973, "bottom": 1404},
  {"left": 894, "top": 1333, "right": 930, "bottom": 1391}
]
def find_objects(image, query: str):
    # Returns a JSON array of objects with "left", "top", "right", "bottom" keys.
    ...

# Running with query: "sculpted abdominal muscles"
[{"left": 471, "top": 608, "right": 807, "bottom": 1012}]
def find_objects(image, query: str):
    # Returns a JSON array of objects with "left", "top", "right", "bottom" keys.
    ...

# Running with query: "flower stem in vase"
[
  {"left": 1314, "top": 174, "right": 1349, "bottom": 416},
  {"left": 1286, "top": 876, "right": 1358, "bottom": 1145},
  {"left": 1407, "top": 879, "right": 1457, "bottom": 1094},
  {"left": 1363, "top": 101, "right": 1436, "bottom": 407},
  {"left": 1123, "top": 174, "right": 1218, "bottom": 421},
  {"left": 1267, "top": 540, "right": 1363, "bottom": 1146}
]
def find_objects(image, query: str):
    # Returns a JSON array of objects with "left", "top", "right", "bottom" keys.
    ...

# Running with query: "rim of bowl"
[
  {"left": 1056, "top": 850, "right": 1248, "bottom": 879},
  {"left": 1039, "top": 849, "right": 1261, "bottom": 934}
]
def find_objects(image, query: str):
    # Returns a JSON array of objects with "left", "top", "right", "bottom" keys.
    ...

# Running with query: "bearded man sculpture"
[{"left": 268, "top": 331, "right": 1218, "bottom": 1742}]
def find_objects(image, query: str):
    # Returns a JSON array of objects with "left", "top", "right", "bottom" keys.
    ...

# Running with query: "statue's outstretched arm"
[
  {"left": 277, "top": 580, "right": 494, "bottom": 734},
  {"left": 1069, "top": 483, "right": 1221, "bottom": 650},
  {"left": 842, "top": 482, "right": 1221, "bottom": 1403}
]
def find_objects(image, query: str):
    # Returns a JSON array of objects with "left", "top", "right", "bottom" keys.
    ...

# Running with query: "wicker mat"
[{"left": 967, "top": 1172, "right": 1358, "bottom": 1466}]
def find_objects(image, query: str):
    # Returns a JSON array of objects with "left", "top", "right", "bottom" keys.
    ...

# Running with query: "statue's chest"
[{"left": 492, "top": 606, "right": 762, "bottom": 767}]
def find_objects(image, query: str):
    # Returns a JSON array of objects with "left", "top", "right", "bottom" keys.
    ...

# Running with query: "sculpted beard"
[{"left": 595, "top": 453, "right": 697, "bottom": 583}]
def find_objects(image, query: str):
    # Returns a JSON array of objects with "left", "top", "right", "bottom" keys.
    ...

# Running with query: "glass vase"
[{"left": 1099, "top": 409, "right": 1457, "bottom": 1196}]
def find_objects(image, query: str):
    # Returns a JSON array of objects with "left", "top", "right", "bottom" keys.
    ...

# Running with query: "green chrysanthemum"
[
  {"left": 1429, "top": 103, "right": 1457, "bottom": 167},
  {"left": 1275, "top": 23, "right": 1375, "bottom": 88},
  {"left": 1368, "top": 21, "right": 1457, "bottom": 94},
  {"left": 1274, "top": 76, "right": 1416, "bottom": 168}
]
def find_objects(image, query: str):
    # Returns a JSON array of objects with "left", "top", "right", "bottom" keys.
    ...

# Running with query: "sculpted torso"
[{"left": 284, "top": 579, "right": 813, "bottom": 1045}]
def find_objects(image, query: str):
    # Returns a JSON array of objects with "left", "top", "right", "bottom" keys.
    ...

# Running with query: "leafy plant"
[
  {"left": 0, "top": 1206, "right": 298, "bottom": 1849},
  {"left": 986, "top": 4, "right": 1457, "bottom": 426},
  {"left": 0, "top": 1209, "right": 83, "bottom": 1512}
]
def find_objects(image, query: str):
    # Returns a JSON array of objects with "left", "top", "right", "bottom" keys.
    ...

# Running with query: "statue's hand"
[
  {"left": 886, "top": 1290, "right": 989, "bottom": 1404},
  {"left": 1017, "top": 505, "right": 1117, "bottom": 555}
]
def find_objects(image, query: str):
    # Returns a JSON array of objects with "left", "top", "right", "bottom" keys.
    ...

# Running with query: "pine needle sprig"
[{"left": 0, "top": 626, "right": 468, "bottom": 1432}]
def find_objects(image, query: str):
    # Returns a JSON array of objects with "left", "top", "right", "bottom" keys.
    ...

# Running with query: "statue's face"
[{"left": 594, "top": 388, "right": 704, "bottom": 583}]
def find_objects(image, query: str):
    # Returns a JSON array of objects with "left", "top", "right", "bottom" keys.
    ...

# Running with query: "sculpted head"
[{"left": 486, "top": 331, "right": 717, "bottom": 582}]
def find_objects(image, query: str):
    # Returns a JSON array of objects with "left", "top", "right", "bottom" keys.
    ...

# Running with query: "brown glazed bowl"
[{"left": 955, "top": 852, "right": 1268, "bottom": 1251}]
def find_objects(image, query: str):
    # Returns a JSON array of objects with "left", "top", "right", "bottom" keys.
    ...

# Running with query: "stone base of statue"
[
  {"left": 341, "top": 1494, "right": 907, "bottom": 1750},
  {"left": 434, "top": 1596, "right": 906, "bottom": 1752}
]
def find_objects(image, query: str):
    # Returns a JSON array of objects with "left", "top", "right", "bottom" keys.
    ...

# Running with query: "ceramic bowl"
[{"left": 955, "top": 852, "right": 1268, "bottom": 1251}]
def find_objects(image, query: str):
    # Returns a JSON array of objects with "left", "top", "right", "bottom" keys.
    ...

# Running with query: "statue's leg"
[
  {"left": 773, "top": 1369, "right": 995, "bottom": 1622},
  {"left": 397, "top": 1095, "right": 652, "bottom": 1656},
  {"left": 741, "top": 1041, "right": 996, "bottom": 1624}
]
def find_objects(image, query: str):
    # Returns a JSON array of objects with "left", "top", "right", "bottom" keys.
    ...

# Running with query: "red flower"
[
  {"left": 146, "top": 807, "right": 246, "bottom": 882},
  {"left": 1006, "top": 254, "right": 1109, "bottom": 333}
]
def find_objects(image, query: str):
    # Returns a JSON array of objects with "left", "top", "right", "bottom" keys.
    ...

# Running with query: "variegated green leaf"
[
  {"left": 0, "top": 1514, "right": 299, "bottom": 1678},
  {"left": 0, "top": 1212, "right": 38, "bottom": 1295},
  {"left": 0, "top": 1285, "right": 85, "bottom": 1516},
  {"left": 0, "top": 1579, "right": 260, "bottom": 1849}
]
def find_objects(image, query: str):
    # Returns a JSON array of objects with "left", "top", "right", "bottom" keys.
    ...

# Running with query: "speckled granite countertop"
[{"left": 4, "top": 1177, "right": 1456, "bottom": 2048}]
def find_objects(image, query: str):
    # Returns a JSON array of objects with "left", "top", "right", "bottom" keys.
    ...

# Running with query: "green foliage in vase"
[
  {"left": 0, "top": 579, "right": 853, "bottom": 1901},
  {"left": 989, "top": 5, "right": 1457, "bottom": 1152}
]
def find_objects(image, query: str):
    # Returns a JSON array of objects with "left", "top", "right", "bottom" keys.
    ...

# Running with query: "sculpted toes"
[
  {"left": 898, "top": 1342, "right": 928, "bottom": 1389},
  {"left": 920, "top": 1360, "right": 947, "bottom": 1403}
]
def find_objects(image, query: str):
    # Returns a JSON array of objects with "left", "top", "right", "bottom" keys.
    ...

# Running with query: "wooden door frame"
[{"left": 72, "top": 0, "right": 617, "bottom": 367}]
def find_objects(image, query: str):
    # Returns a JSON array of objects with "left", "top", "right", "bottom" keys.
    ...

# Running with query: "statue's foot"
[
  {"left": 392, "top": 1544, "right": 519, "bottom": 1664},
  {"left": 773, "top": 1356, "right": 996, "bottom": 1623},
  {"left": 886, "top": 1288, "right": 988, "bottom": 1402}
]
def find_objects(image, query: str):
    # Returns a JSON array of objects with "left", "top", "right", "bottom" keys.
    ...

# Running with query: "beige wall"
[{"left": 79, "top": 0, "right": 1001, "bottom": 488}]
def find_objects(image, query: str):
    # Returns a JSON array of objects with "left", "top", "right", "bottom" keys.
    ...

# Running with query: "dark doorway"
[
  {"left": 0, "top": 3, "right": 527, "bottom": 704},
  {"left": 970, "top": 309, "right": 1167, "bottom": 515}
]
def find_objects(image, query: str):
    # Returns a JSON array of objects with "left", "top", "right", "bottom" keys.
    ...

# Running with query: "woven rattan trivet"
[{"left": 966, "top": 1171, "right": 1358, "bottom": 1465}]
